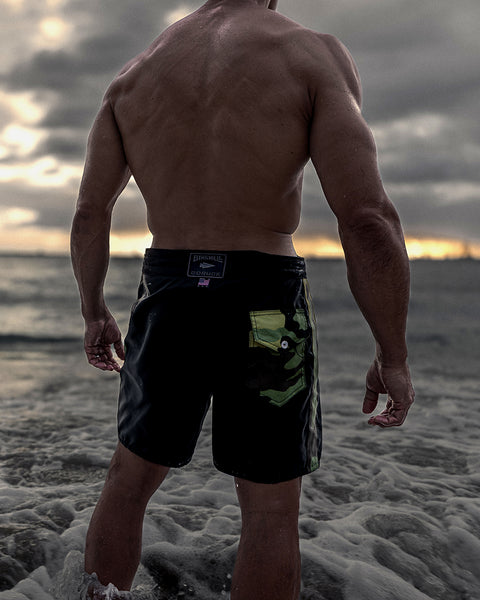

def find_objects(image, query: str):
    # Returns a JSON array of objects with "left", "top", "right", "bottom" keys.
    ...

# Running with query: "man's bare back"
[{"left": 84, "top": 0, "right": 358, "bottom": 256}]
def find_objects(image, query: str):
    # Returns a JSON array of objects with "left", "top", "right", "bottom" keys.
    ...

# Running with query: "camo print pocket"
[{"left": 248, "top": 309, "right": 308, "bottom": 407}]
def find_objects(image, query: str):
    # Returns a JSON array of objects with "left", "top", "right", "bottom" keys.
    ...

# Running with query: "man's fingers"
[
  {"left": 363, "top": 360, "right": 414, "bottom": 427},
  {"left": 88, "top": 354, "right": 115, "bottom": 371},
  {"left": 88, "top": 359, "right": 112, "bottom": 371},
  {"left": 368, "top": 407, "right": 409, "bottom": 427},
  {"left": 86, "top": 346, "right": 121, "bottom": 372},
  {"left": 368, "top": 393, "right": 414, "bottom": 428},
  {"left": 364, "top": 360, "right": 387, "bottom": 415},
  {"left": 362, "top": 387, "right": 379, "bottom": 414},
  {"left": 89, "top": 357, "right": 121, "bottom": 372},
  {"left": 84, "top": 315, "right": 123, "bottom": 372},
  {"left": 114, "top": 338, "right": 125, "bottom": 360}
]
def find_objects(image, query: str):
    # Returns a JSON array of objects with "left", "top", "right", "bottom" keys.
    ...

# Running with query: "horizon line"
[{"left": 0, "top": 250, "right": 478, "bottom": 262}]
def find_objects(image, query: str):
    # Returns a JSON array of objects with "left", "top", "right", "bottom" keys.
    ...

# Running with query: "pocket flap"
[
  {"left": 250, "top": 309, "right": 308, "bottom": 351},
  {"left": 249, "top": 310, "right": 286, "bottom": 351}
]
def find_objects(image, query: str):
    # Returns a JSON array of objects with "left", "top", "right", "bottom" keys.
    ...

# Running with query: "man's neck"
[{"left": 204, "top": 0, "right": 277, "bottom": 10}]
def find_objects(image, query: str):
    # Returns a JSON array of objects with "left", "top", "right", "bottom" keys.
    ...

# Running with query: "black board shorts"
[{"left": 118, "top": 249, "right": 322, "bottom": 484}]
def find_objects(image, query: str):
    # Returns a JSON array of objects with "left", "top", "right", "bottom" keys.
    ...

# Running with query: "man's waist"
[{"left": 142, "top": 248, "right": 306, "bottom": 280}]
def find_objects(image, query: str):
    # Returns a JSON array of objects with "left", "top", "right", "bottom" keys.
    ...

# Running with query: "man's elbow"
[
  {"left": 71, "top": 201, "right": 112, "bottom": 240},
  {"left": 73, "top": 197, "right": 112, "bottom": 223},
  {"left": 338, "top": 197, "right": 403, "bottom": 239}
]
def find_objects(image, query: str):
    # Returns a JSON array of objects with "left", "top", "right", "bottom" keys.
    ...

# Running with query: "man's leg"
[
  {"left": 85, "top": 442, "right": 170, "bottom": 592},
  {"left": 231, "top": 476, "right": 302, "bottom": 600}
]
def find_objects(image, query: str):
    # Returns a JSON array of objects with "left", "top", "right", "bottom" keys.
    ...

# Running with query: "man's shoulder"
[
  {"left": 263, "top": 10, "right": 340, "bottom": 51},
  {"left": 291, "top": 29, "right": 360, "bottom": 100},
  {"left": 291, "top": 27, "right": 356, "bottom": 71},
  {"left": 265, "top": 13, "right": 353, "bottom": 70},
  {"left": 104, "top": 47, "right": 152, "bottom": 103},
  {"left": 104, "top": 24, "right": 183, "bottom": 101}
]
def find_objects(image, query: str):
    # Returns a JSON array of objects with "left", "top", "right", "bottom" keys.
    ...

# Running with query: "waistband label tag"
[{"left": 187, "top": 253, "right": 227, "bottom": 278}]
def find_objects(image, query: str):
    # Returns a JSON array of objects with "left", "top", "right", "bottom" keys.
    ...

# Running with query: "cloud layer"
[{"left": 0, "top": 0, "right": 479, "bottom": 252}]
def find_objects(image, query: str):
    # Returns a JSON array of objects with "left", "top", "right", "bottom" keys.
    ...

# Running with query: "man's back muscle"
[{"left": 108, "top": 2, "right": 334, "bottom": 253}]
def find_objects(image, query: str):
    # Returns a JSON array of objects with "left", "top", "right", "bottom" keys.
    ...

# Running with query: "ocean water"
[{"left": 0, "top": 255, "right": 479, "bottom": 599}]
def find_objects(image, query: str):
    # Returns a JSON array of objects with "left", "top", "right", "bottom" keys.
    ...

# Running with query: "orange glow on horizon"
[
  {"left": 0, "top": 225, "right": 478, "bottom": 260},
  {"left": 295, "top": 236, "right": 480, "bottom": 260}
]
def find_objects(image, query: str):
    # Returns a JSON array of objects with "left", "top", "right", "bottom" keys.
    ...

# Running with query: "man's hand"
[
  {"left": 362, "top": 359, "right": 414, "bottom": 427},
  {"left": 84, "top": 311, "right": 125, "bottom": 372}
]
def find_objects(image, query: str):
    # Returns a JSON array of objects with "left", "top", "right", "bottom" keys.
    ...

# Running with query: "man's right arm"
[
  {"left": 308, "top": 35, "right": 414, "bottom": 427},
  {"left": 71, "top": 93, "right": 130, "bottom": 372}
]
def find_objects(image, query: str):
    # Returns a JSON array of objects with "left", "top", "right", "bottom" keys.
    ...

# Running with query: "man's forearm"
[
  {"left": 71, "top": 207, "right": 112, "bottom": 322},
  {"left": 339, "top": 204, "right": 410, "bottom": 365}
]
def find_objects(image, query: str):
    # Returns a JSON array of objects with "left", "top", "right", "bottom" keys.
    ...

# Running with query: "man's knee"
[
  {"left": 234, "top": 476, "right": 302, "bottom": 518},
  {"left": 104, "top": 443, "right": 169, "bottom": 500}
]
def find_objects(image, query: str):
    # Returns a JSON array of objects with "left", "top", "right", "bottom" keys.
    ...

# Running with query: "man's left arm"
[{"left": 71, "top": 94, "right": 131, "bottom": 372}]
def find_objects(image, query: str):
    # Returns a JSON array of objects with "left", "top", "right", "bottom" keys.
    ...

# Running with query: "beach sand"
[{"left": 0, "top": 256, "right": 479, "bottom": 599}]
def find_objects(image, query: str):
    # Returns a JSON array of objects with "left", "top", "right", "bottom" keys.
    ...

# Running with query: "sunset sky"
[{"left": 0, "top": 0, "right": 479, "bottom": 258}]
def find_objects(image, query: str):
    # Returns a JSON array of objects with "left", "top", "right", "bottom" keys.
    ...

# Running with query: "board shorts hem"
[
  {"left": 118, "top": 436, "right": 194, "bottom": 469},
  {"left": 213, "top": 459, "right": 321, "bottom": 484}
]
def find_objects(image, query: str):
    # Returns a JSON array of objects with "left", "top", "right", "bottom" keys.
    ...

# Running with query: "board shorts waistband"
[{"left": 143, "top": 248, "right": 307, "bottom": 279}]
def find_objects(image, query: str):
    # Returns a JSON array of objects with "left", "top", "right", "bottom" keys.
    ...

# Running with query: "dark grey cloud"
[
  {"left": 282, "top": 0, "right": 480, "bottom": 123},
  {"left": 3, "top": 26, "right": 155, "bottom": 94},
  {"left": 112, "top": 194, "right": 148, "bottom": 232},
  {"left": 0, "top": 182, "right": 77, "bottom": 228},
  {"left": 40, "top": 100, "right": 99, "bottom": 130},
  {"left": 5, "top": 50, "right": 80, "bottom": 92},
  {"left": 379, "top": 149, "right": 480, "bottom": 184},
  {"left": 1, "top": 0, "right": 192, "bottom": 161},
  {"left": 360, "top": 50, "right": 480, "bottom": 122},
  {"left": 376, "top": 127, "right": 480, "bottom": 184},
  {"left": 391, "top": 194, "right": 480, "bottom": 241},
  {"left": 298, "top": 165, "right": 340, "bottom": 238},
  {"left": 34, "top": 133, "right": 87, "bottom": 160},
  {"left": 0, "top": 179, "right": 147, "bottom": 234}
]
